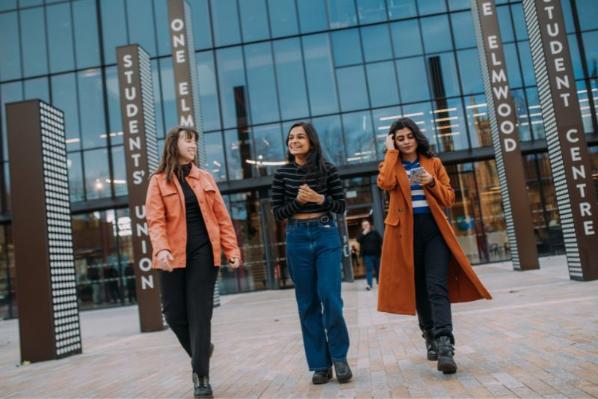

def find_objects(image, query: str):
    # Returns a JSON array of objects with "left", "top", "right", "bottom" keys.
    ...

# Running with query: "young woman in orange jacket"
[
  {"left": 146, "top": 126, "right": 241, "bottom": 398},
  {"left": 377, "top": 118, "right": 491, "bottom": 375}
]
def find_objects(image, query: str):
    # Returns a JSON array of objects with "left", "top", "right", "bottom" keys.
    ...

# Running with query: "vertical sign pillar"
[
  {"left": 7, "top": 100, "right": 82, "bottom": 362},
  {"left": 167, "top": 0, "right": 205, "bottom": 168},
  {"left": 523, "top": 0, "right": 598, "bottom": 280},
  {"left": 472, "top": 0, "right": 539, "bottom": 270},
  {"left": 117, "top": 45, "right": 165, "bottom": 332}
]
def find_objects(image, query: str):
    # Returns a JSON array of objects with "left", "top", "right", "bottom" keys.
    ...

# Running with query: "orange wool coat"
[
  {"left": 377, "top": 149, "right": 492, "bottom": 315},
  {"left": 145, "top": 164, "right": 241, "bottom": 269}
]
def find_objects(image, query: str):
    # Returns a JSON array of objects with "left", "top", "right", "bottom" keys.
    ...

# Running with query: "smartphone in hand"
[{"left": 409, "top": 167, "right": 425, "bottom": 184}]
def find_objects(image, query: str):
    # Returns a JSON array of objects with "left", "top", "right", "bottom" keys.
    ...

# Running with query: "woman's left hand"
[
  {"left": 418, "top": 168, "right": 434, "bottom": 186},
  {"left": 229, "top": 256, "right": 241, "bottom": 268},
  {"left": 299, "top": 184, "right": 325, "bottom": 204}
]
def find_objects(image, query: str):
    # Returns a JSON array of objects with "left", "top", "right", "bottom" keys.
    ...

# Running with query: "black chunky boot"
[
  {"left": 192, "top": 373, "right": 213, "bottom": 398},
  {"left": 312, "top": 368, "right": 332, "bottom": 384},
  {"left": 422, "top": 329, "right": 438, "bottom": 361},
  {"left": 333, "top": 360, "right": 353, "bottom": 383},
  {"left": 436, "top": 336, "right": 457, "bottom": 374}
]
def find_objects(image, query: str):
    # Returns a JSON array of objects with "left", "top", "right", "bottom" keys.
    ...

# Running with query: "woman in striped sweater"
[
  {"left": 271, "top": 122, "right": 352, "bottom": 385},
  {"left": 377, "top": 117, "right": 491, "bottom": 375}
]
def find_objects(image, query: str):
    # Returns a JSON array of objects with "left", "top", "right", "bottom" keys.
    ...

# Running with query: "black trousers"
[
  {"left": 159, "top": 244, "right": 218, "bottom": 376},
  {"left": 413, "top": 213, "right": 453, "bottom": 341}
]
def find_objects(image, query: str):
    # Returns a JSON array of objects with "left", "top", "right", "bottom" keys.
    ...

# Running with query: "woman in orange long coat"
[{"left": 377, "top": 117, "right": 491, "bottom": 374}]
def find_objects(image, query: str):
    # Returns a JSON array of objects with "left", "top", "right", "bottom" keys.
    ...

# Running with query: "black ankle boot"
[
  {"left": 312, "top": 368, "right": 332, "bottom": 384},
  {"left": 192, "top": 373, "right": 213, "bottom": 398},
  {"left": 422, "top": 329, "right": 438, "bottom": 361},
  {"left": 436, "top": 336, "right": 457, "bottom": 374},
  {"left": 333, "top": 360, "right": 353, "bottom": 383}
]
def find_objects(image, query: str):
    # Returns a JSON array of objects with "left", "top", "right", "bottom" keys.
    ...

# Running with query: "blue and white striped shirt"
[{"left": 402, "top": 159, "right": 431, "bottom": 214}]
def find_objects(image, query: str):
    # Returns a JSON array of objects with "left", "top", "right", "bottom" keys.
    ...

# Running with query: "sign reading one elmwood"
[
  {"left": 472, "top": 0, "right": 539, "bottom": 271},
  {"left": 117, "top": 44, "right": 164, "bottom": 332},
  {"left": 523, "top": 0, "right": 598, "bottom": 281}
]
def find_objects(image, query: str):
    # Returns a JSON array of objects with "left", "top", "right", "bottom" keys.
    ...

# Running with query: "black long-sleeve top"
[
  {"left": 271, "top": 161, "right": 345, "bottom": 221},
  {"left": 177, "top": 163, "right": 210, "bottom": 253}
]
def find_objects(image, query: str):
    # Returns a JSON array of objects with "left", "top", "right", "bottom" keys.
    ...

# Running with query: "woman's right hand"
[
  {"left": 385, "top": 134, "right": 396, "bottom": 151},
  {"left": 155, "top": 250, "right": 174, "bottom": 272}
]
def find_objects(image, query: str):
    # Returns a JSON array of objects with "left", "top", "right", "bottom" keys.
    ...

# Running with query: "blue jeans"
[
  {"left": 286, "top": 218, "right": 350, "bottom": 371},
  {"left": 363, "top": 255, "right": 380, "bottom": 287}
]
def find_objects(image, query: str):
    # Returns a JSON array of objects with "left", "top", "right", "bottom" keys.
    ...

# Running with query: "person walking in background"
[
  {"left": 356, "top": 219, "right": 382, "bottom": 291},
  {"left": 377, "top": 117, "right": 492, "bottom": 375},
  {"left": 146, "top": 126, "right": 242, "bottom": 398},
  {"left": 271, "top": 122, "right": 353, "bottom": 385}
]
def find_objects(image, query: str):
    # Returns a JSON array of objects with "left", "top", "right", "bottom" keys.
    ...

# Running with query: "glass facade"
[{"left": 0, "top": 0, "right": 597, "bottom": 318}]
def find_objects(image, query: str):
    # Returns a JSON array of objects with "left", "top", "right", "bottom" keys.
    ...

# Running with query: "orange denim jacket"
[{"left": 145, "top": 164, "right": 241, "bottom": 268}]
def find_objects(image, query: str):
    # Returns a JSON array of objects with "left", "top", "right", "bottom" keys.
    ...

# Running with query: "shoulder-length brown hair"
[{"left": 155, "top": 126, "right": 199, "bottom": 182}]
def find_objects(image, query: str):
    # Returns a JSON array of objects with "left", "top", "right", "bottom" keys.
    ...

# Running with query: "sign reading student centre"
[
  {"left": 117, "top": 44, "right": 164, "bottom": 332},
  {"left": 472, "top": 0, "right": 539, "bottom": 271},
  {"left": 523, "top": 0, "right": 598, "bottom": 281}
]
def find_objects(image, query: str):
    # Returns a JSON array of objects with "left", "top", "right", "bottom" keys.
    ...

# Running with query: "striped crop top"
[{"left": 402, "top": 159, "right": 431, "bottom": 214}]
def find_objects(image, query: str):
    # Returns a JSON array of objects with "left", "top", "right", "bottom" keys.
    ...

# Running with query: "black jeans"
[
  {"left": 159, "top": 244, "right": 218, "bottom": 376},
  {"left": 413, "top": 213, "right": 453, "bottom": 341}
]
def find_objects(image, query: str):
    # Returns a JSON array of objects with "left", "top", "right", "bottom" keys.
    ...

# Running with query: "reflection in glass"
[
  {"left": 78, "top": 69, "right": 107, "bottom": 149},
  {"left": 421, "top": 15, "right": 453, "bottom": 53},
  {"left": 273, "top": 38, "right": 310, "bottom": 120},
  {"left": 327, "top": 0, "right": 358, "bottom": 29},
  {"left": 464, "top": 94, "right": 491, "bottom": 149},
  {"left": 47, "top": 3, "right": 75, "bottom": 73},
  {"left": 386, "top": 0, "right": 416, "bottom": 19},
  {"left": 204, "top": 132, "right": 227, "bottom": 181},
  {"left": 83, "top": 149, "right": 111, "bottom": 200},
  {"left": 431, "top": 98, "right": 469, "bottom": 152},
  {"left": 216, "top": 47, "right": 247, "bottom": 129},
  {"left": 197, "top": 51, "right": 222, "bottom": 131},
  {"left": 24, "top": 78, "right": 49, "bottom": 103},
  {"left": 303, "top": 34, "right": 339, "bottom": 116},
  {"left": 0, "top": 12, "right": 21, "bottom": 80},
  {"left": 239, "top": 0, "right": 270, "bottom": 42},
  {"left": 396, "top": 57, "right": 429, "bottom": 103},
  {"left": 331, "top": 29, "right": 362, "bottom": 67},
  {"left": 191, "top": 0, "right": 213, "bottom": 50},
  {"left": 417, "top": 0, "right": 446, "bottom": 15},
  {"left": 296, "top": 0, "right": 328, "bottom": 33},
  {"left": 251, "top": 124, "right": 285, "bottom": 176},
  {"left": 366, "top": 61, "right": 400, "bottom": 108},
  {"left": 497, "top": 5, "right": 514, "bottom": 43},
  {"left": 100, "top": 0, "right": 127, "bottom": 64},
  {"left": 451, "top": 11, "right": 476, "bottom": 49},
  {"left": 361, "top": 24, "right": 392, "bottom": 63},
  {"left": 105, "top": 66, "right": 123, "bottom": 146},
  {"left": 390, "top": 20, "right": 422, "bottom": 58},
  {"left": 356, "top": 0, "right": 387, "bottom": 24},
  {"left": 372, "top": 106, "right": 401, "bottom": 158},
  {"left": 211, "top": 0, "right": 241, "bottom": 46},
  {"left": 111, "top": 146, "right": 127, "bottom": 197},
  {"left": 127, "top": 0, "right": 157, "bottom": 56},
  {"left": 20, "top": 7, "right": 47, "bottom": 78},
  {"left": 457, "top": 49, "right": 483, "bottom": 95},
  {"left": 50, "top": 74, "right": 80, "bottom": 151},
  {"left": 342, "top": 111, "right": 375, "bottom": 164},
  {"left": 73, "top": 0, "right": 101, "bottom": 68},
  {"left": 245, "top": 43, "right": 280, "bottom": 124},
  {"left": 68, "top": 152, "right": 85, "bottom": 202},
  {"left": 336, "top": 65, "right": 369, "bottom": 112},
  {"left": 159, "top": 57, "right": 178, "bottom": 130},
  {"left": 312, "top": 115, "right": 345, "bottom": 166},
  {"left": 268, "top": 0, "right": 299, "bottom": 38}
]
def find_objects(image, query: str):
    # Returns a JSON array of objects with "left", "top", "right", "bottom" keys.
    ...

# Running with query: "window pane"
[
  {"left": 504, "top": 43, "right": 522, "bottom": 88},
  {"left": 396, "top": 57, "right": 429, "bottom": 103},
  {"left": 449, "top": 0, "right": 470, "bottom": 11},
  {"left": 73, "top": 0, "right": 101, "bottom": 68},
  {"left": 204, "top": 132, "right": 226, "bottom": 181},
  {"left": 417, "top": 0, "right": 446, "bottom": 15},
  {"left": 100, "top": 0, "right": 127, "bottom": 64},
  {"left": 428, "top": 53, "right": 460, "bottom": 98},
  {"left": 268, "top": 0, "right": 298, "bottom": 38},
  {"left": 511, "top": 3, "right": 528, "bottom": 41},
  {"left": 24, "top": 77, "right": 49, "bottom": 102},
  {"left": 497, "top": 5, "right": 514, "bottom": 43},
  {"left": 273, "top": 38, "right": 310, "bottom": 120},
  {"left": 303, "top": 34, "right": 339, "bottom": 116},
  {"left": 197, "top": 51, "right": 221, "bottom": 131},
  {"left": 356, "top": 0, "right": 387, "bottom": 24},
  {"left": 390, "top": 20, "right": 422, "bottom": 58},
  {"left": 366, "top": 61, "right": 399, "bottom": 108},
  {"left": 386, "top": 0, "right": 416, "bottom": 19},
  {"left": 152, "top": 59, "right": 165, "bottom": 138},
  {"left": 451, "top": 11, "right": 476, "bottom": 49},
  {"left": 239, "top": 0, "right": 270, "bottom": 42},
  {"left": 312, "top": 115, "right": 344, "bottom": 166},
  {"left": 337, "top": 65, "right": 369, "bottom": 111},
  {"left": 224, "top": 129, "right": 250, "bottom": 180},
  {"left": 0, "top": 1, "right": 16, "bottom": 11},
  {"left": 0, "top": 12, "right": 21, "bottom": 80},
  {"left": 457, "top": 49, "right": 483, "bottom": 95},
  {"left": 246, "top": 43, "right": 280, "bottom": 124},
  {"left": 216, "top": 47, "right": 247, "bottom": 129},
  {"left": 567, "top": 34, "right": 583, "bottom": 80},
  {"left": 432, "top": 98, "right": 468, "bottom": 152},
  {"left": 68, "top": 151, "right": 85, "bottom": 202},
  {"left": 297, "top": 0, "right": 328, "bottom": 33},
  {"left": 111, "top": 146, "right": 127, "bottom": 197},
  {"left": 421, "top": 15, "right": 453, "bottom": 53},
  {"left": 361, "top": 24, "right": 392, "bottom": 62},
  {"left": 372, "top": 106, "right": 401, "bottom": 158},
  {"left": 50, "top": 73, "right": 80, "bottom": 151},
  {"left": 84, "top": 149, "right": 111, "bottom": 200},
  {"left": 525, "top": 87, "right": 544, "bottom": 140},
  {"left": 20, "top": 7, "right": 47, "bottom": 77},
  {"left": 126, "top": 0, "right": 156, "bottom": 56},
  {"left": 159, "top": 57, "right": 177, "bottom": 130},
  {"left": 517, "top": 41, "right": 536, "bottom": 86},
  {"left": 154, "top": 0, "right": 170, "bottom": 56},
  {"left": 252, "top": 123, "right": 284, "bottom": 176},
  {"left": 342, "top": 111, "right": 375, "bottom": 164},
  {"left": 331, "top": 29, "right": 362, "bottom": 67},
  {"left": 78, "top": 69, "right": 107, "bottom": 149},
  {"left": 47, "top": 3, "right": 75, "bottom": 73},
  {"left": 19, "top": 0, "right": 42, "bottom": 6},
  {"left": 464, "top": 94, "right": 490, "bottom": 148},
  {"left": 327, "top": 0, "right": 358, "bottom": 29},
  {"left": 211, "top": 0, "right": 241, "bottom": 46},
  {"left": 105, "top": 66, "right": 123, "bottom": 145},
  {"left": 191, "top": 0, "right": 213, "bottom": 50},
  {"left": 1, "top": 82, "right": 22, "bottom": 160},
  {"left": 576, "top": 0, "right": 598, "bottom": 30},
  {"left": 581, "top": 31, "right": 598, "bottom": 78},
  {"left": 511, "top": 88, "right": 532, "bottom": 141}
]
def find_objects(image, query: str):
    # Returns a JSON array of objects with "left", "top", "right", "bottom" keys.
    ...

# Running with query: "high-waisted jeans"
[{"left": 285, "top": 217, "right": 350, "bottom": 371}]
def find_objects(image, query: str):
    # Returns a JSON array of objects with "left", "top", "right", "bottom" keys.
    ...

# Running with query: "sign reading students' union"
[
  {"left": 472, "top": 0, "right": 539, "bottom": 271},
  {"left": 523, "top": 0, "right": 598, "bottom": 281},
  {"left": 117, "top": 44, "right": 164, "bottom": 332}
]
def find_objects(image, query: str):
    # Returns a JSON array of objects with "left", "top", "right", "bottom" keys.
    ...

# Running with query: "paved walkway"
[{"left": 1, "top": 256, "right": 597, "bottom": 398}]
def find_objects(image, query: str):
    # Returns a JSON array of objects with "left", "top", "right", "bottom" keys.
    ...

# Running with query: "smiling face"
[
  {"left": 177, "top": 130, "right": 197, "bottom": 164},
  {"left": 393, "top": 127, "right": 418, "bottom": 156},
  {"left": 287, "top": 126, "right": 311, "bottom": 159}
]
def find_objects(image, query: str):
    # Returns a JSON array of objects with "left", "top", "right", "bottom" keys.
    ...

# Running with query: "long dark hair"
[
  {"left": 388, "top": 117, "right": 434, "bottom": 158},
  {"left": 155, "top": 125, "right": 199, "bottom": 182},
  {"left": 286, "top": 122, "right": 328, "bottom": 185}
]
